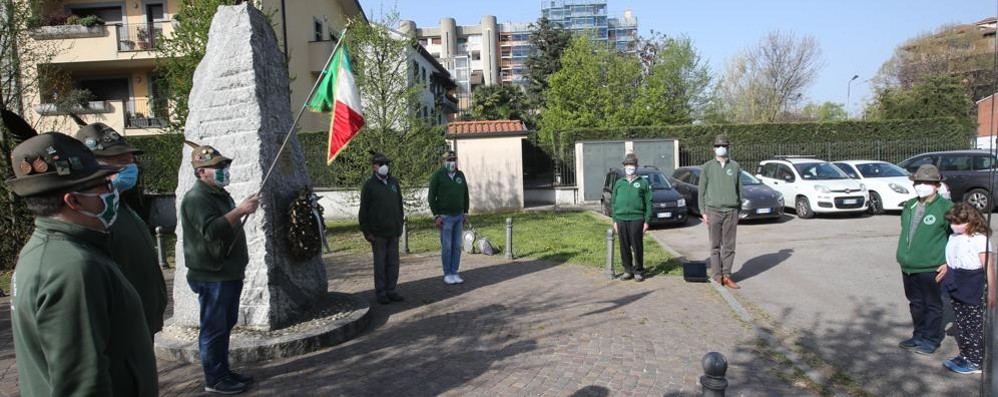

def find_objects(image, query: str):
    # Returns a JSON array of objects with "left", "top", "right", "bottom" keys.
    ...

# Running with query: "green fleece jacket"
[
  {"left": 698, "top": 158, "right": 743, "bottom": 213},
  {"left": 428, "top": 167, "right": 470, "bottom": 216},
  {"left": 109, "top": 204, "right": 167, "bottom": 336},
  {"left": 12, "top": 218, "right": 158, "bottom": 397},
  {"left": 612, "top": 176, "right": 653, "bottom": 222},
  {"left": 359, "top": 173, "right": 405, "bottom": 237},
  {"left": 180, "top": 179, "right": 249, "bottom": 282},
  {"left": 897, "top": 195, "right": 954, "bottom": 273}
]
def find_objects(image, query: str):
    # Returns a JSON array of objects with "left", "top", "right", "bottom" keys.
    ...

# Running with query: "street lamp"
[{"left": 846, "top": 75, "right": 859, "bottom": 119}]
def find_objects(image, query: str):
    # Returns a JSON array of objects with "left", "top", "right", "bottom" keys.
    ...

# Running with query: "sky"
[{"left": 359, "top": 0, "right": 994, "bottom": 115}]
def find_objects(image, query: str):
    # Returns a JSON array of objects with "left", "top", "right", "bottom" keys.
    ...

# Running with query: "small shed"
[
  {"left": 448, "top": 120, "right": 529, "bottom": 212},
  {"left": 575, "top": 139, "right": 679, "bottom": 202}
]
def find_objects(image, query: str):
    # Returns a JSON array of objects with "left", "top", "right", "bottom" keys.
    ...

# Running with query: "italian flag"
[{"left": 308, "top": 42, "right": 365, "bottom": 164}]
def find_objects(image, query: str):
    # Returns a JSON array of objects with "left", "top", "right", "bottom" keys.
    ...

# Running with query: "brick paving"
[{"left": 1, "top": 253, "right": 806, "bottom": 396}]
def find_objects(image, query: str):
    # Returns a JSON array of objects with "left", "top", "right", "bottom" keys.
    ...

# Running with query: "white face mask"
[
  {"left": 714, "top": 146, "right": 728, "bottom": 157},
  {"left": 914, "top": 183, "right": 937, "bottom": 198},
  {"left": 377, "top": 164, "right": 389, "bottom": 176},
  {"left": 624, "top": 166, "right": 636, "bottom": 176},
  {"left": 212, "top": 167, "right": 231, "bottom": 187}
]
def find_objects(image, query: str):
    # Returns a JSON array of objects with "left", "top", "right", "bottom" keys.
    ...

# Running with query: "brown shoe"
[{"left": 722, "top": 276, "right": 741, "bottom": 289}]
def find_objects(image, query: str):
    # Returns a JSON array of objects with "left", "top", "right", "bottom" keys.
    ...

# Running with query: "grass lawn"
[
  {"left": 0, "top": 271, "right": 9, "bottom": 294},
  {"left": 326, "top": 210, "right": 681, "bottom": 276}
]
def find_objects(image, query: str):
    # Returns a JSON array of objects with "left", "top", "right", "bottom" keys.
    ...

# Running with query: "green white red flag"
[{"left": 308, "top": 41, "right": 365, "bottom": 164}]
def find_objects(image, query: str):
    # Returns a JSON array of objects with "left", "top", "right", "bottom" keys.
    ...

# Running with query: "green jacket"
[
  {"left": 11, "top": 218, "right": 158, "bottom": 397},
  {"left": 359, "top": 173, "right": 404, "bottom": 237},
  {"left": 180, "top": 179, "right": 249, "bottom": 282},
  {"left": 428, "top": 167, "right": 470, "bottom": 216},
  {"left": 698, "top": 159, "right": 743, "bottom": 213},
  {"left": 109, "top": 204, "right": 167, "bottom": 336},
  {"left": 897, "top": 195, "right": 954, "bottom": 273},
  {"left": 612, "top": 176, "right": 652, "bottom": 222}
]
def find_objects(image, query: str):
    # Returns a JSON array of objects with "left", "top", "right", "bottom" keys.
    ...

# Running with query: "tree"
[
  {"left": 470, "top": 83, "right": 531, "bottom": 124},
  {"left": 523, "top": 17, "right": 572, "bottom": 108},
  {"left": 713, "top": 31, "right": 825, "bottom": 123},
  {"left": 798, "top": 102, "right": 848, "bottom": 122},
  {"left": 865, "top": 74, "right": 974, "bottom": 126},
  {"left": 631, "top": 33, "right": 713, "bottom": 125}
]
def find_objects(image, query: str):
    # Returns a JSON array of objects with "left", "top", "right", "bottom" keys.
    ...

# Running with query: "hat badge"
[{"left": 84, "top": 137, "right": 98, "bottom": 149}]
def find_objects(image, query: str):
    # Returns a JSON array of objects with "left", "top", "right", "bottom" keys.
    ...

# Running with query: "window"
[
  {"left": 69, "top": 6, "right": 123, "bottom": 24},
  {"left": 412, "top": 61, "right": 420, "bottom": 81},
  {"left": 430, "top": 37, "right": 441, "bottom": 45},
  {"left": 422, "top": 67, "right": 427, "bottom": 83},
  {"left": 777, "top": 164, "right": 797, "bottom": 182},
  {"left": 603, "top": 172, "right": 615, "bottom": 189},
  {"left": 313, "top": 18, "right": 323, "bottom": 41},
  {"left": 671, "top": 169, "right": 689, "bottom": 183},
  {"left": 973, "top": 154, "right": 997, "bottom": 170},
  {"left": 939, "top": 155, "right": 972, "bottom": 172},
  {"left": 760, "top": 163, "right": 778, "bottom": 179},
  {"left": 739, "top": 171, "right": 761, "bottom": 185},
  {"left": 833, "top": 163, "right": 859, "bottom": 179},
  {"left": 471, "top": 51, "right": 481, "bottom": 61},
  {"left": 900, "top": 155, "right": 936, "bottom": 173},
  {"left": 457, "top": 37, "right": 467, "bottom": 45},
  {"left": 794, "top": 163, "right": 849, "bottom": 180}
]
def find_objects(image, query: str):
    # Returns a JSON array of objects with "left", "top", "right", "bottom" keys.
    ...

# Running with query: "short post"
[
  {"left": 401, "top": 216, "right": 410, "bottom": 255},
  {"left": 505, "top": 217, "right": 513, "bottom": 260},
  {"left": 605, "top": 228, "right": 615, "bottom": 279},
  {"left": 155, "top": 227, "right": 169, "bottom": 269},
  {"left": 700, "top": 352, "right": 728, "bottom": 397}
]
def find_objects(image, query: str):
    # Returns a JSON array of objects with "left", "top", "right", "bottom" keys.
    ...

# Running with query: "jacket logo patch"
[
  {"left": 391, "top": 184, "right": 398, "bottom": 193},
  {"left": 923, "top": 214, "right": 937, "bottom": 225},
  {"left": 726, "top": 169, "right": 734, "bottom": 176},
  {"left": 456, "top": 177, "right": 463, "bottom": 184},
  {"left": 633, "top": 182, "right": 641, "bottom": 188}
]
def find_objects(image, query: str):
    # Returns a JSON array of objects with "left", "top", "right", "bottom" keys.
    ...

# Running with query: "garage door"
[
  {"left": 632, "top": 140, "right": 676, "bottom": 176},
  {"left": 582, "top": 141, "right": 625, "bottom": 201}
]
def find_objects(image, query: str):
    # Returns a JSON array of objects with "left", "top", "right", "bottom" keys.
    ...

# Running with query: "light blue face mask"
[{"left": 112, "top": 163, "right": 139, "bottom": 192}]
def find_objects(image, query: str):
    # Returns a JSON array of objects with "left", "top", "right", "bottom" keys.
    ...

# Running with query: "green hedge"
[{"left": 129, "top": 133, "right": 185, "bottom": 194}]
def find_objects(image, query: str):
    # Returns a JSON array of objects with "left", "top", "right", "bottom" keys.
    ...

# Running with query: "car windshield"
[
  {"left": 640, "top": 172, "right": 673, "bottom": 189},
  {"left": 794, "top": 162, "right": 850, "bottom": 180},
  {"left": 856, "top": 162, "right": 908, "bottom": 178},
  {"left": 740, "top": 171, "right": 761, "bottom": 185}
]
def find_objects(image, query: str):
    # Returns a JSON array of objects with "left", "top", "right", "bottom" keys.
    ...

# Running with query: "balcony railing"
[
  {"left": 116, "top": 22, "right": 169, "bottom": 52},
  {"left": 125, "top": 98, "right": 168, "bottom": 129}
]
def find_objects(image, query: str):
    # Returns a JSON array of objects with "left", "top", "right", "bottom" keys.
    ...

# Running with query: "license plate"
[
  {"left": 756, "top": 208, "right": 772, "bottom": 214},
  {"left": 843, "top": 199, "right": 858, "bottom": 204},
  {"left": 657, "top": 212, "right": 672, "bottom": 219}
]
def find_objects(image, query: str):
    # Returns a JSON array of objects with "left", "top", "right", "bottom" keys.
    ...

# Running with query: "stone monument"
[{"left": 156, "top": 3, "right": 368, "bottom": 363}]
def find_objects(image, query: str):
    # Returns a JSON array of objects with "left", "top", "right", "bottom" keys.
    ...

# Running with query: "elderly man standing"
[
  {"left": 699, "top": 134, "right": 743, "bottom": 289},
  {"left": 6, "top": 132, "right": 158, "bottom": 396},
  {"left": 74, "top": 123, "right": 167, "bottom": 339},
  {"left": 428, "top": 150, "right": 470, "bottom": 284},
  {"left": 612, "top": 153, "right": 652, "bottom": 281},
  {"left": 180, "top": 142, "right": 260, "bottom": 394},
  {"left": 897, "top": 164, "right": 953, "bottom": 356},
  {"left": 359, "top": 151, "right": 405, "bottom": 304}
]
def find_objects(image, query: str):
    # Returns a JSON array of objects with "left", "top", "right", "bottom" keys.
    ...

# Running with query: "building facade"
[{"left": 541, "top": 0, "right": 638, "bottom": 51}]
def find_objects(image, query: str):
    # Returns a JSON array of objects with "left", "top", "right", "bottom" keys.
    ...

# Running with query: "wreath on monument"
[{"left": 287, "top": 187, "right": 329, "bottom": 261}]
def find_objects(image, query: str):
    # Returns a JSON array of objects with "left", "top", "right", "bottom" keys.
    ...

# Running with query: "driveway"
[{"left": 651, "top": 213, "right": 987, "bottom": 396}]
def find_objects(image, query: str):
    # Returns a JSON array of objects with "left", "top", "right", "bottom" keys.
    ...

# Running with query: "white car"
[
  {"left": 756, "top": 158, "right": 868, "bottom": 219},
  {"left": 832, "top": 160, "right": 917, "bottom": 214}
]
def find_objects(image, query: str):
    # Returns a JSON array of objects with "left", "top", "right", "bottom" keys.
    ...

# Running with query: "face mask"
[
  {"left": 213, "top": 167, "right": 231, "bottom": 187},
  {"left": 951, "top": 223, "right": 968, "bottom": 235},
  {"left": 445, "top": 161, "right": 456, "bottom": 172},
  {"left": 112, "top": 163, "right": 139, "bottom": 192},
  {"left": 914, "top": 184, "right": 936, "bottom": 198},
  {"left": 714, "top": 146, "right": 728, "bottom": 157},
  {"left": 73, "top": 189, "right": 120, "bottom": 229},
  {"left": 377, "top": 164, "right": 389, "bottom": 176},
  {"left": 624, "top": 166, "right": 636, "bottom": 176}
]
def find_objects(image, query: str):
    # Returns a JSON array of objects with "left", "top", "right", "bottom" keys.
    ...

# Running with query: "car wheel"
[
  {"left": 867, "top": 191, "right": 885, "bottom": 215},
  {"left": 965, "top": 189, "right": 990, "bottom": 212},
  {"left": 796, "top": 196, "right": 815, "bottom": 219}
]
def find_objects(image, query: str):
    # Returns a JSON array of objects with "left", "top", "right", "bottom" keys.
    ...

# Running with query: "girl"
[{"left": 939, "top": 202, "right": 996, "bottom": 374}]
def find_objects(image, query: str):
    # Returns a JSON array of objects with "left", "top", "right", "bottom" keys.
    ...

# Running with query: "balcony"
[
  {"left": 117, "top": 22, "right": 169, "bottom": 52},
  {"left": 32, "top": 98, "right": 167, "bottom": 136},
  {"left": 124, "top": 98, "right": 168, "bottom": 129},
  {"left": 31, "top": 21, "right": 173, "bottom": 65}
]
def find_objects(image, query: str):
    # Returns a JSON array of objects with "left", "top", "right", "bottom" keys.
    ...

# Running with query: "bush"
[
  {"left": 128, "top": 133, "right": 185, "bottom": 193},
  {"left": 65, "top": 15, "right": 81, "bottom": 26},
  {"left": 77, "top": 15, "right": 105, "bottom": 27},
  {"left": 0, "top": 179, "right": 33, "bottom": 274}
]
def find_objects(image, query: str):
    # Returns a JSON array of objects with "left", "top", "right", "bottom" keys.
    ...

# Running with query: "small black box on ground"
[{"left": 683, "top": 261, "right": 709, "bottom": 283}]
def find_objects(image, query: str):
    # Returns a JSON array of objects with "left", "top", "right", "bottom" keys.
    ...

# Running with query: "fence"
[
  {"left": 125, "top": 98, "right": 168, "bottom": 129},
  {"left": 116, "top": 22, "right": 167, "bottom": 52}
]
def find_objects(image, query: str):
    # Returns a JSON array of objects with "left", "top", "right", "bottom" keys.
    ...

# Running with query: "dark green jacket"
[
  {"left": 698, "top": 159, "right": 743, "bottom": 213},
  {"left": 428, "top": 167, "right": 470, "bottom": 216},
  {"left": 109, "top": 204, "right": 167, "bottom": 336},
  {"left": 897, "top": 195, "right": 954, "bottom": 273},
  {"left": 612, "top": 176, "right": 653, "bottom": 222},
  {"left": 12, "top": 218, "right": 158, "bottom": 397},
  {"left": 180, "top": 179, "right": 249, "bottom": 282},
  {"left": 359, "top": 173, "right": 404, "bottom": 237}
]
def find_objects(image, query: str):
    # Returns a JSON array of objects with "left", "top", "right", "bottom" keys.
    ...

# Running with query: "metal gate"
[
  {"left": 632, "top": 139, "right": 676, "bottom": 176},
  {"left": 582, "top": 141, "right": 625, "bottom": 201}
]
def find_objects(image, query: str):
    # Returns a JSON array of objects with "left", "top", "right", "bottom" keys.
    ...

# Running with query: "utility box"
[{"left": 575, "top": 139, "right": 679, "bottom": 202}]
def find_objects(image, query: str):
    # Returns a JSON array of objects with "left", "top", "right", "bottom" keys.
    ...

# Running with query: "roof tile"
[{"left": 447, "top": 120, "right": 527, "bottom": 136}]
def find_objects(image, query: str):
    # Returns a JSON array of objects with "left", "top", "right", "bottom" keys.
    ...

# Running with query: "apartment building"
[{"left": 541, "top": 0, "right": 638, "bottom": 51}]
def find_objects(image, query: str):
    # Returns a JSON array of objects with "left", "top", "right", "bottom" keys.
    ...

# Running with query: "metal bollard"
[
  {"left": 155, "top": 227, "right": 169, "bottom": 269},
  {"left": 505, "top": 217, "right": 513, "bottom": 260},
  {"left": 700, "top": 352, "right": 729, "bottom": 397},
  {"left": 605, "top": 228, "right": 615, "bottom": 279},
  {"left": 401, "top": 216, "right": 410, "bottom": 255}
]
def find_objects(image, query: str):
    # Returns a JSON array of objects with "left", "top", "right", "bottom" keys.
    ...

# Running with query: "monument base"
[{"left": 154, "top": 292, "right": 370, "bottom": 364}]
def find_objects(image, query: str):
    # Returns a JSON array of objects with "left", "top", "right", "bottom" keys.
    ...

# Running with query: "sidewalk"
[{"left": 1, "top": 253, "right": 806, "bottom": 396}]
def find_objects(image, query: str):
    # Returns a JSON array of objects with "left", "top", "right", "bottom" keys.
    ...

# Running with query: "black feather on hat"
[
  {"left": 369, "top": 150, "right": 390, "bottom": 165},
  {"left": 1, "top": 109, "right": 39, "bottom": 145}
]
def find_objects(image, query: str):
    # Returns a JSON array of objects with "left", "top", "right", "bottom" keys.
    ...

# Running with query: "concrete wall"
[
  {"left": 452, "top": 135, "right": 526, "bottom": 213},
  {"left": 316, "top": 188, "right": 431, "bottom": 220}
]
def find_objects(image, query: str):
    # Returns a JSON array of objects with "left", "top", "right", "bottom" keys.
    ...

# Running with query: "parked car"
[
  {"left": 832, "top": 160, "right": 917, "bottom": 214},
  {"left": 756, "top": 157, "right": 868, "bottom": 219},
  {"left": 600, "top": 166, "right": 688, "bottom": 226},
  {"left": 669, "top": 166, "right": 784, "bottom": 221},
  {"left": 898, "top": 150, "right": 998, "bottom": 211}
]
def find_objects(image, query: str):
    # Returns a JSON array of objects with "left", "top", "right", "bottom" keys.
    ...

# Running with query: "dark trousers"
[
  {"left": 707, "top": 209, "right": 738, "bottom": 279},
  {"left": 616, "top": 220, "right": 645, "bottom": 274},
  {"left": 953, "top": 298, "right": 986, "bottom": 365},
  {"left": 372, "top": 236, "right": 400, "bottom": 298},
  {"left": 188, "top": 279, "right": 243, "bottom": 386},
  {"left": 901, "top": 271, "right": 944, "bottom": 346}
]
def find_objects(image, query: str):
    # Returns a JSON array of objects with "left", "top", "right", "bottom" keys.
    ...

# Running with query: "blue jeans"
[
  {"left": 440, "top": 214, "right": 464, "bottom": 276},
  {"left": 188, "top": 279, "right": 243, "bottom": 386}
]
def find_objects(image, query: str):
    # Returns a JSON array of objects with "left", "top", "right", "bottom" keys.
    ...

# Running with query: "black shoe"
[
  {"left": 376, "top": 296, "right": 391, "bottom": 304},
  {"left": 206, "top": 377, "right": 247, "bottom": 395},
  {"left": 387, "top": 293, "right": 405, "bottom": 302},
  {"left": 229, "top": 371, "right": 254, "bottom": 385},
  {"left": 620, "top": 273, "right": 634, "bottom": 280}
]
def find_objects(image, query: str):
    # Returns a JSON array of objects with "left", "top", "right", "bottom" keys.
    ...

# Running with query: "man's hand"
[
  {"left": 363, "top": 232, "right": 375, "bottom": 243},
  {"left": 435, "top": 216, "right": 444, "bottom": 229},
  {"left": 612, "top": 222, "right": 618, "bottom": 234},
  {"left": 238, "top": 193, "right": 261, "bottom": 216},
  {"left": 643, "top": 223, "right": 649, "bottom": 233},
  {"left": 702, "top": 213, "right": 710, "bottom": 225},
  {"left": 934, "top": 264, "right": 948, "bottom": 283},
  {"left": 989, "top": 289, "right": 996, "bottom": 309}
]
